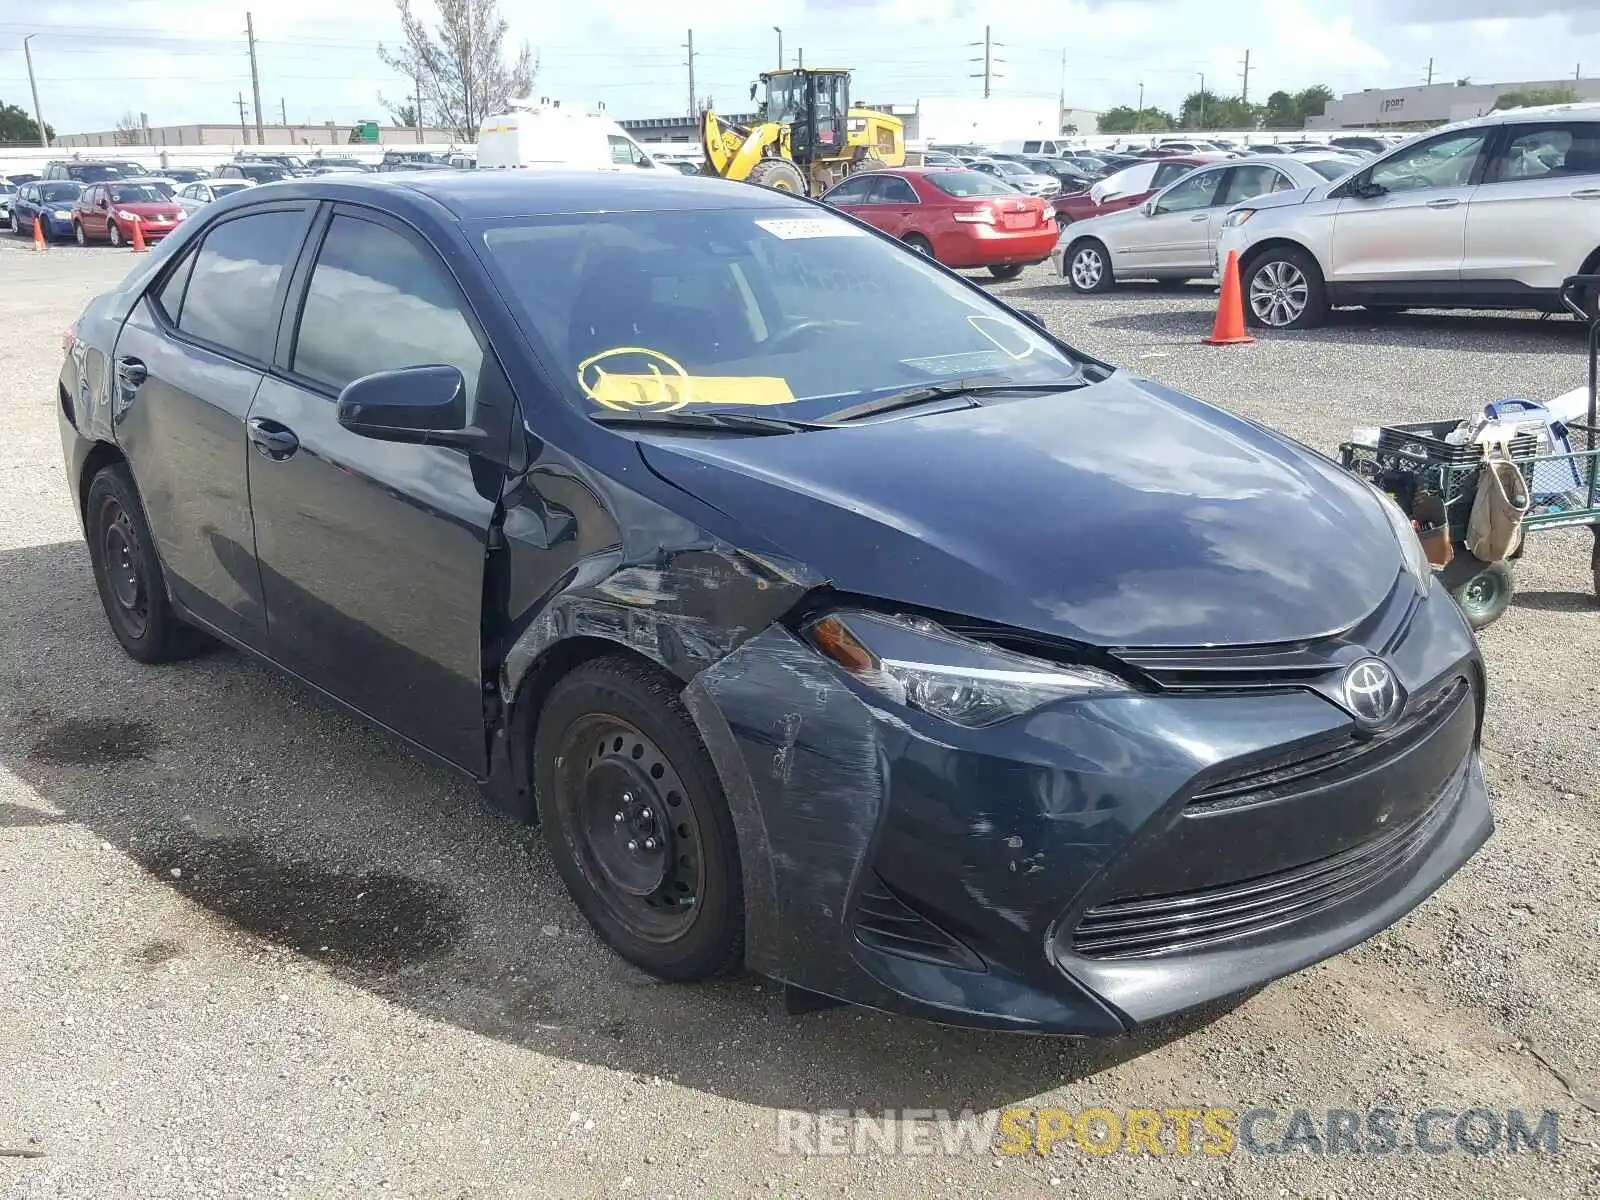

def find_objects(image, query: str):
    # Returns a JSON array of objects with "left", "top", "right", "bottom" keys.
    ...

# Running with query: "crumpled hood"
[{"left": 636, "top": 374, "right": 1405, "bottom": 648}]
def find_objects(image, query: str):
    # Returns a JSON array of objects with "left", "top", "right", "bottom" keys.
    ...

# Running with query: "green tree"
[
  {"left": 1098, "top": 105, "right": 1174, "bottom": 133},
  {"left": 0, "top": 100, "right": 51, "bottom": 144},
  {"left": 1261, "top": 85, "right": 1334, "bottom": 129},
  {"left": 1180, "top": 92, "right": 1259, "bottom": 130},
  {"left": 378, "top": 0, "right": 536, "bottom": 140},
  {"left": 1495, "top": 85, "right": 1579, "bottom": 109}
]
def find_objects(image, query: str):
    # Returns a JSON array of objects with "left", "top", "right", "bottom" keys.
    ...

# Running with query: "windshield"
[
  {"left": 479, "top": 206, "right": 1084, "bottom": 423},
  {"left": 243, "top": 165, "right": 286, "bottom": 181},
  {"left": 992, "top": 160, "right": 1031, "bottom": 177},
  {"left": 72, "top": 164, "right": 129, "bottom": 182},
  {"left": 765, "top": 73, "right": 803, "bottom": 124},
  {"left": 1304, "top": 158, "right": 1355, "bottom": 181},
  {"left": 108, "top": 185, "right": 170, "bottom": 204},
  {"left": 926, "top": 169, "right": 1017, "bottom": 198}
]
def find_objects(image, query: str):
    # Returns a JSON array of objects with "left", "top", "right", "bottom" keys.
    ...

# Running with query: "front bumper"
[{"left": 685, "top": 578, "right": 1491, "bottom": 1034}]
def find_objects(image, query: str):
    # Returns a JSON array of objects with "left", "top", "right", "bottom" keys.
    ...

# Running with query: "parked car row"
[{"left": 1048, "top": 103, "right": 1600, "bottom": 330}]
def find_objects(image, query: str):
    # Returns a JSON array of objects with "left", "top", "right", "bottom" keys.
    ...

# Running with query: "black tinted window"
[
  {"left": 874, "top": 176, "right": 918, "bottom": 203},
  {"left": 823, "top": 176, "right": 873, "bottom": 204},
  {"left": 177, "top": 210, "right": 306, "bottom": 359},
  {"left": 155, "top": 251, "right": 198, "bottom": 324},
  {"left": 292, "top": 216, "right": 483, "bottom": 402}
]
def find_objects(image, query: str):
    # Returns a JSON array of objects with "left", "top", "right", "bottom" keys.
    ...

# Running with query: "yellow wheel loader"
[{"left": 700, "top": 68, "right": 905, "bottom": 195}]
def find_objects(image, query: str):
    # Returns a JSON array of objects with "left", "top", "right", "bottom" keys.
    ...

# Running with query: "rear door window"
[
  {"left": 1491, "top": 123, "right": 1600, "bottom": 181},
  {"left": 175, "top": 209, "right": 308, "bottom": 361}
]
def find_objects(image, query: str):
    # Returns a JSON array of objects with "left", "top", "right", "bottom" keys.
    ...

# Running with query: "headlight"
[
  {"left": 805, "top": 610, "right": 1130, "bottom": 728},
  {"left": 116, "top": 209, "right": 137, "bottom": 221},
  {"left": 1362, "top": 479, "right": 1432, "bottom": 588},
  {"left": 1221, "top": 209, "right": 1255, "bottom": 229},
  {"left": 53, "top": 209, "right": 72, "bottom": 219}
]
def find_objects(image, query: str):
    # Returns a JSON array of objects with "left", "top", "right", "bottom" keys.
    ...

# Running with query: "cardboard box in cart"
[{"left": 477, "top": 103, "right": 660, "bottom": 172}]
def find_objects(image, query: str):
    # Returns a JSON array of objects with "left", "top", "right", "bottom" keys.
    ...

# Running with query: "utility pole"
[
  {"left": 969, "top": 25, "right": 1003, "bottom": 99},
  {"left": 1239, "top": 48, "right": 1251, "bottom": 105},
  {"left": 246, "top": 12, "right": 265, "bottom": 144},
  {"left": 773, "top": 26, "right": 783, "bottom": 69},
  {"left": 23, "top": 34, "right": 48, "bottom": 147},
  {"left": 1197, "top": 73, "right": 1206, "bottom": 128},
  {"left": 1425, "top": 57, "right": 1434, "bottom": 86},
  {"left": 1137, "top": 81, "right": 1144, "bottom": 131},
  {"left": 797, "top": 48, "right": 803, "bottom": 69},
  {"left": 1578, "top": 63, "right": 1584, "bottom": 81},
  {"left": 280, "top": 97, "right": 287, "bottom": 126},
  {"left": 685, "top": 29, "right": 697, "bottom": 119},
  {"left": 235, "top": 92, "right": 250, "bottom": 144},
  {"left": 1058, "top": 47, "right": 1066, "bottom": 126}
]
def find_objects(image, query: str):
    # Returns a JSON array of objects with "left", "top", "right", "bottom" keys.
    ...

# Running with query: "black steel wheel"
[
  {"left": 1439, "top": 548, "right": 1515, "bottom": 631},
  {"left": 534, "top": 657, "right": 743, "bottom": 981},
  {"left": 84, "top": 465, "right": 213, "bottom": 663}
]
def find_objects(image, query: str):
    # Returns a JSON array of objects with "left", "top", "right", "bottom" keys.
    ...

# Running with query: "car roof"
[
  {"left": 246, "top": 170, "right": 818, "bottom": 219},
  {"left": 1436, "top": 99, "right": 1600, "bottom": 135}
]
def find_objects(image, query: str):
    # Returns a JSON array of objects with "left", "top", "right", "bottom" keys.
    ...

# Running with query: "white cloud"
[{"left": 2, "top": 0, "right": 1598, "bottom": 135}]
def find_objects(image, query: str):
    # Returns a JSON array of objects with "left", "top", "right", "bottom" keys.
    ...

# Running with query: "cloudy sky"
[{"left": 2, "top": 0, "right": 1599, "bottom": 135}]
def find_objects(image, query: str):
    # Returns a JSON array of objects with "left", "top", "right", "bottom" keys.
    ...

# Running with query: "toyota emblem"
[{"left": 1342, "top": 658, "right": 1402, "bottom": 726}]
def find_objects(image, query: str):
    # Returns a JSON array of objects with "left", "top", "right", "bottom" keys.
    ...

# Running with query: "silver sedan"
[
  {"left": 173, "top": 179, "right": 256, "bottom": 214},
  {"left": 1052, "top": 155, "right": 1354, "bottom": 292}
]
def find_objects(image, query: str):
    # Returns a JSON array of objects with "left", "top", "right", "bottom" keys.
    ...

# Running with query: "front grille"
[
  {"left": 1069, "top": 763, "right": 1462, "bottom": 959},
  {"left": 853, "top": 874, "right": 984, "bottom": 972},
  {"left": 1188, "top": 676, "right": 1469, "bottom": 813},
  {"left": 1115, "top": 574, "right": 1420, "bottom": 693}
]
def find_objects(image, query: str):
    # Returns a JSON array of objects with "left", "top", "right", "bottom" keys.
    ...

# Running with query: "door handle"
[
  {"left": 247, "top": 417, "right": 300, "bottom": 461},
  {"left": 1424, "top": 197, "right": 1461, "bottom": 209},
  {"left": 115, "top": 356, "right": 147, "bottom": 389},
  {"left": 1190, "top": 213, "right": 1209, "bottom": 221},
  {"left": 1572, "top": 188, "right": 1600, "bottom": 199}
]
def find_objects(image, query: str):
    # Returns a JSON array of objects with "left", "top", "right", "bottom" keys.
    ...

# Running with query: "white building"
[{"left": 1308, "top": 78, "right": 1600, "bottom": 129}]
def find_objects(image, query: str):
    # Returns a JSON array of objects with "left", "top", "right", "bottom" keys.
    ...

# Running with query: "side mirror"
[
  {"left": 1141, "top": 197, "right": 1157, "bottom": 216},
  {"left": 336, "top": 365, "right": 482, "bottom": 448}
]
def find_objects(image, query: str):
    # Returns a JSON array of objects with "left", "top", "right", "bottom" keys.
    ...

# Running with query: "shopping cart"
[{"left": 1338, "top": 274, "right": 1600, "bottom": 630}]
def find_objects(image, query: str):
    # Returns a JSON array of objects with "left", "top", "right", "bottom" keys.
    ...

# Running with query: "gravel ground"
[{"left": 1, "top": 238, "right": 1597, "bottom": 1199}]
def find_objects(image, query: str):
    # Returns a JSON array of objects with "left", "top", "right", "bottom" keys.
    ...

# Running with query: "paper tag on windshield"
[{"left": 754, "top": 217, "right": 865, "bottom": 240}]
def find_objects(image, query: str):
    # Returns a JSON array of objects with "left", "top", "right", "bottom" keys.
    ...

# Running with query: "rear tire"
[
  {"left": 903, "top": 234, "right": 936, "bottom": 261},
  {"left": 1065, "top": 239, "right": 1114, "bottom": 293},
  {"left": 1241, "top": 246, "right": 1328, "bottom": 329},
  {"left": 7, "top": 211, "right": 17, "bottom": 236},
  {"left": 74, "top": 221, "right": 86, "bottom": 246},
  {"left": 988, "top": 263, "right": 1025, "bottom": 281},
  {"left": 84, "top": 465, "right": 214, "bottom": 663},
  {"left": 745, "top": 158, "right": 808, "bottom": 194},
  {"left": 1439, "top": 549, "right": 1515, "bottom": 631},
  {"left": 534, "top": 657, "right": 744, "bottom": 982}
]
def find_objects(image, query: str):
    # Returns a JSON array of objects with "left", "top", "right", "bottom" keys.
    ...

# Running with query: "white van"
[
  {"left": 993, "top": 137, "right": 1075, "bottom": 156},
  {"left": 477, "top": 102, "right": 659, "bottom": 172}
]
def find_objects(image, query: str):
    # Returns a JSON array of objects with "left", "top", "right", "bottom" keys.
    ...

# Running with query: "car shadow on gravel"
[{"left": 0, "top": 539, "right": 1246, "bottom": 1114}]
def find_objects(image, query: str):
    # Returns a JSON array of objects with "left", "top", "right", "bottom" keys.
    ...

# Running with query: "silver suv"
[{"left": 1214, "top": 103, "right": 1600, "bottom": 328}]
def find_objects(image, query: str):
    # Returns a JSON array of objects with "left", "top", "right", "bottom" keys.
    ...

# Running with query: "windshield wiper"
[
  {"left": 827, "top": 376, "right": 1089, "bottom": 423},
  {"left": 589, "top": 410, "right": 831, "bottom": 435}
]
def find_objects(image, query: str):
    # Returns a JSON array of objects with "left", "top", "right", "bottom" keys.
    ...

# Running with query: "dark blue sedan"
[
  {"left": 56, "top": 171, "right": 1492, "bottom": 1033},
  {"left": 10, "top": 180, "right": 83, "bottom": 240}
]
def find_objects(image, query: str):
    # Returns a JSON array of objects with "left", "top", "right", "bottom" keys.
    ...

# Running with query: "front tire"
[
  {"left": 84, "top": 465, "right": 214, "bottom": 663},
  {"left": 108, "top": 221, "right": 123, "bottom": 248},
  {"left": 74, "top": 220, "right": 86, "bottom": 246},
  {"left": 1065, "top": 239, "right": 1114, "bottom": 293},
  {"left": 534, "top": 657, "right": 744, "bottom": 982},
  {"left": 988, "top": 263, "right": 1025, "bottom": 281},
  {"left": 1242, "top": 246, "right": 1328, "bottom": 329},
  {"left": 7, "top": 211, "right": 17, "bottom": 236},
  {"left": 745, "top": 158, "right": 808, "bottom": 194}
]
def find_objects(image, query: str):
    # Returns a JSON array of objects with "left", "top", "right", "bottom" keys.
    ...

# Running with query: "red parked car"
[
  {"left": 1053, "top": 155, "right": 1221, "bottom": 226},
  {"left": 73, "top": 180, "right": 185, "bottom": 248},
  {"left": 818, "top": 166, "right": 1057, "bottom": 280}
]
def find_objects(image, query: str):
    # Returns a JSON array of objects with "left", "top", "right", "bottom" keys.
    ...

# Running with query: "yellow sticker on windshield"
[{"left": 577, "top": 347, "right": 796, "bottom": 411}]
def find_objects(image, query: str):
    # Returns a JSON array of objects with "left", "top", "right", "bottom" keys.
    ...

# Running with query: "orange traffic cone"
[
  {"left": 130, "top": 215, "right": 147, "bottom": 253},
  {"left": 32, "top": 216, "right": 45, "bottom": 251},
  {"left": 1205, "top": 250, "right": 1254, "bottom": 346}
]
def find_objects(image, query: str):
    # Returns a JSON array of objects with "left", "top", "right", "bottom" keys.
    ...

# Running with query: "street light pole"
[
  {"left": 1197, "top": 72, "right": 1205, "bottom": 128},
  {"left": 773, "top": 26, "right": 782, "bottom": 69},
  {"left": 1136, "top": 80, "right": 1144, "bottom": 132},
  {"left": 24, "top": 35, "right": 48, "bottom": 147}
]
